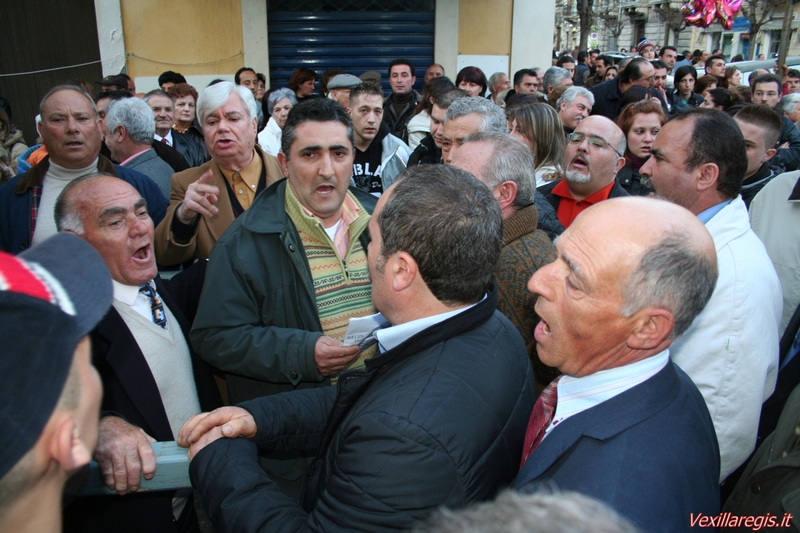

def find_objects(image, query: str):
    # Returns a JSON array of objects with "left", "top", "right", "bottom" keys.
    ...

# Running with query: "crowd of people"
[{"left": 1, "top": 37, "right": 800, "bottom": 533}]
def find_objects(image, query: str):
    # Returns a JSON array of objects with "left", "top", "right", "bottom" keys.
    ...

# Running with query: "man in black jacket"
[
  {"left": 180, "top": 165, "right": 536, "bottom": 533},
  {"left": 408, "top": 88, "right": 468, "bottom": 166},
  {"left": 382, "top": 59, "right": 421, "bottom": 144},
  {"left": 589, "top": 58, "right": 656, "bottom": 120},
  {"left": 144, "top": 90, "right": 207, "bottom": 167}
]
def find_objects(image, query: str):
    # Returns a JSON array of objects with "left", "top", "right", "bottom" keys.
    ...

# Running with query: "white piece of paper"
[{"left": 343, "top": 313, "right": 390, "bottom": 349}]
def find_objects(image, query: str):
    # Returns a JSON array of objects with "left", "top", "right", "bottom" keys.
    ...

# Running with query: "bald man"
[
  {"left": 538, "top": 115, "right": 629, "bottom": 228},
  {"left": 514, "top": 196, "right": 721, "bottom": 533}
]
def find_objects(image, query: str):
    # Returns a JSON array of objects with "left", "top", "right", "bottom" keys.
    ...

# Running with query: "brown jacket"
[{"left": 154, "top": 145, "right": 283, "bottom": 266}]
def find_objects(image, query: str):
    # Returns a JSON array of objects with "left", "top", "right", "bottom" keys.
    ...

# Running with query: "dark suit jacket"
[
  {"left": 171, "top": 130, "right": 207, "bottom": 168},
  {"left": 513, "top": 362, "right": 720, "bottom": 533},
  {"left": 63, "top": 262, "right": 221, "bottom": 533},
  {"left": 759, "top": 300, "right": 800, "bottom": 440},
  {"left": 537, "top": 177, "right": 629, "bottom": 213}
]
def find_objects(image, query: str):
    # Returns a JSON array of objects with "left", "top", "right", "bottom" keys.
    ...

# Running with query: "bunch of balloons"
[{"left": 682, "top": 0, "right": 742, "bottom": 30}]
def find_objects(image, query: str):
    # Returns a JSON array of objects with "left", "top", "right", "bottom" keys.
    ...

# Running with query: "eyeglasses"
[{"left": 567, "top": 132, "right": 624, "bottom": 157}]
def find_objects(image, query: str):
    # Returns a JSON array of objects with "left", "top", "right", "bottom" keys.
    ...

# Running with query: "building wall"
[
  {"left": 120, "top": 0, "right": 244, "bottom": 80},
  {"left": 458, "top": 0, "right": 513, "bottom": 55}
]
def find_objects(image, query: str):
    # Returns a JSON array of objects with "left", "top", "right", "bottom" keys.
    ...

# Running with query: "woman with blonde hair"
[{"left": 505, "top": 103, "right": 565, "bottom": 187}]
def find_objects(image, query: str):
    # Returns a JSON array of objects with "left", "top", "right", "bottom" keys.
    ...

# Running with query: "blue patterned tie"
[{"left": 139, "top": 283, "right": 167, "bottom": 329}]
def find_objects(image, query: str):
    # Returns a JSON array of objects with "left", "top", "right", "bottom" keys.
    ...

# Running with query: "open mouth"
[
  {"left": 132, "top": 244, "right": 151, "bottom": 262},
  {"left": 316, "top": 184, "right": 336, "bottom": 196},
  {"left": 571, "top": 156, "right": 588, "bottom": 169}
]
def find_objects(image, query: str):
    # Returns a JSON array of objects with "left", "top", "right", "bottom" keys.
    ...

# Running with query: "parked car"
[{"left": 730, "top": 56, "right": 800, "bottom": 85}]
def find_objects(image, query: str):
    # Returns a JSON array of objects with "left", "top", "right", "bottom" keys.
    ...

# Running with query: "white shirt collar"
[
  {"left": 154, "top": 131, "right": 173, "bottom": 146},
  {"left": 112, "top": 279, "right": 152, "bottom": 306},
  {"left": 546, "top": 349, "right": 670, "bottom": 435},
  {"left": 374, "top": 295, "right": 485, "bottom": 352}
]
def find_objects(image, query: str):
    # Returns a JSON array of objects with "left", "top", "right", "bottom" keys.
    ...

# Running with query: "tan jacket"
[{"left": 154, "top": 145, "right": 283, "bottom": 266}]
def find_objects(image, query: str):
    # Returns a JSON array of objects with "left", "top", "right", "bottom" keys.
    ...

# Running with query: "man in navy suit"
[{"left": 514, "top": 196, "right": 721, "bottom": 533}]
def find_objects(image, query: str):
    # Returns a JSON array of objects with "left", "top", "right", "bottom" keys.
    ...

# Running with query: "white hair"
[{"left": 196, "top": 82, "right": 258, "bottom": 124}]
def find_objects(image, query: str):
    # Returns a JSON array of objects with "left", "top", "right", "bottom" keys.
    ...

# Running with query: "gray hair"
[
  {"left": 444, "top": 97, "right": 506, "bottom": 132},
  {"left": 196, "top": 81, "right": 258, "bottom": 124},
  {"left": 461, "top": 131, "right": 537, "bottom": 208},
  {"left": 142, "top": 89, "right": 173, "bottom": 104},
  {"left": 414, "top": 490, "right": 640, "bottom": 533},
  {"left": 39, "top": 85, "right": 97, "bottom": 118},
  {"left": 104, "top": 98, "right": 155, "bottom": 145},
  {"left": 267, "top": 88, "right": 298, "bottom": 115},
  {"left": 378, "top": 165, "right": 502, "bottom": 306},
  {"left": 542, "top": 67, "right": 572, "bottom": 93},
  {"left": 488, "top": 72, "right": 506, "bottom": 89},
  {"left": 54, "top": 174, "right": 117, "bottom": 235},
  {"left": 779, "top": 92, "right": 800, "bottom": 115},
  {"left": 621, "top": 232, "right": 718, "bottom": 337},
  {"left": 556, "top": 86, "right": 595, "bottom": 110}
]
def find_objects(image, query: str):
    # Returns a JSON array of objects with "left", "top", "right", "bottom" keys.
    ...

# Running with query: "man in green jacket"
[{"left": 191, "top": 98, "right": 377, "bottom": 498}]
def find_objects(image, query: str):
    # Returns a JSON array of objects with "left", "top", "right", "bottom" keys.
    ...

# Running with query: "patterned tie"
[
  {"left": 519, "top": 375, "right": 562, "bottom": 469},
  {"left": 139, "top": 283, "right": 167, "bottom": 329}
]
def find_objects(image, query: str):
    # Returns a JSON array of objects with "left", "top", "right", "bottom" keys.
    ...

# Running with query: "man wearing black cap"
[
  {"left": 0, "top": 233, "right": 111, "bottom": 533},
  {"left": 98, "top": 74, "right": 129, "bottom": 93},
  {"left": 56, "top": 174, "right": 221, "bottom": 533}
]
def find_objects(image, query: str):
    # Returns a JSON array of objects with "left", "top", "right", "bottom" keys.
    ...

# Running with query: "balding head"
[
  {"left": 528, "top": 196, "right": 717, "bottom": 377},
  {"left": 562, "top": 115, "right": 626, "bottom": 200}
]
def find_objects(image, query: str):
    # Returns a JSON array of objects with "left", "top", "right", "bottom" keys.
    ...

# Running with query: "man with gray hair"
[
  {"left": 450, "top": 131, "right": 557, "bottom": 391},
  {"left": 154, "top": 81, "right": 283, "bottom": 265},
  {"left": 541, "top": 67, "right": 574, "bottom": 98},
  {"left": 144, "top": 89, "right": 206, "bottom": 167},
  {"left": 327, "top": 73, "right": 362, "bottom": 109},
  {"left": 441, "top": 96, "right": 505, "bottom": 164},
  {"left": 539, "top": 115, "right": 629, "bottom": 228},
  {"left": 408, "top": 88, "right": 469, "bottom": 166},
  {"left": 556, "top": 86, "right": 594, "bottom": 135},
  {"left": 514, "top": 196, "right": 722, "bottom": 531},
  {"left": 779, "top": 92, "right": 800, "bottom": 128},
  {"left": 103, "top": 97, "right": 175, "bottom": 197},
  {"left": 487, "top": 72, "right": 510, "bottom": 104}
]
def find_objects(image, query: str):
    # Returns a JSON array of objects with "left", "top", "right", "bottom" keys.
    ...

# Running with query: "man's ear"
[
  {"left": 695, "top": 162, "right": 720, "bottom": 192},
  {"left": 390, "top": 251, "right": 418, "bottom": 293},
  {"left": 627, "top": 308, "right": 675, "bottom": 351},
  {"left": 49, "top": 415, "right": 92, "bottom": 474},
  {"left": 614, "top": 154, "right": 627, "bottom": 173},
  {"left": 277, "top": 151, "right": 290, "bottom": 178},
  {"left": 764, "top": 147, "right": 778, "bottom": 162},
  {"left": 494, "top": 181, "right": 518, "bottom": 213}
]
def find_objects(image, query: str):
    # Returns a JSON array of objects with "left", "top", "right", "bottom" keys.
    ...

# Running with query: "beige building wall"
[
  {"left": 120, "top": 0, "right": 244, "bottom": 79},
  {"left": 458, "top": 0, "right": 513, "bottom": 56}
]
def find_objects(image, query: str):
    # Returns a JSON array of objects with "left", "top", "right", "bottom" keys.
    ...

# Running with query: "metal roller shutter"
[{"left": 267, "top": 5, "right": 435, "bottom": 95}]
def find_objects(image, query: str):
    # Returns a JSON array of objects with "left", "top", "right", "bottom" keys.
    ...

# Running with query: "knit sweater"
[
  {"left": 494, "top": 204, "right": 559, "bottom": 391},
  {"left": 284, "top": 184, "right": 377, "bottom": 372}
]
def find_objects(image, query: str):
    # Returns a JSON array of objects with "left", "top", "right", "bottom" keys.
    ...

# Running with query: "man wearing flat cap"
[
  {"left": 327, "top": 74, "right": 362, "bottom": 109},
  {"left": 0, "top": 233, "right": 112, "bottom": 533}
]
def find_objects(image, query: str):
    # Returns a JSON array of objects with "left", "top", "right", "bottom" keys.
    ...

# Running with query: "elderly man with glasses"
[{"left": 538, "top": 116, "right": 629, "bottom": 228}]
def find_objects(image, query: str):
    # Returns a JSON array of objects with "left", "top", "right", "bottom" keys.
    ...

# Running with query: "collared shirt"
[
  {"left": 154, "top": 131, "right": 173, "bottom": 147},
  {"left": 697, "top": 199, "right": 733, "bottom": 224},
  {"left": 119, "top": 148, "right": 151, "bottom": 167},
  {"left": 112, "top": 279, "right": 169, "bottom": 330},
  {"left": 296, "top": 187, "right": 361, "bottom": 259},
  {"left": 552, "top": 179, "right": 616, "bottom": 228},
  {"left": 219, "top": 149, "right": 263, "bottom": 211},
  {"left": 544, "top": 349, "right": 670, "bottom": 439},
  {"left": 373, "top": 295, "right": 484, "bottom": 352}
]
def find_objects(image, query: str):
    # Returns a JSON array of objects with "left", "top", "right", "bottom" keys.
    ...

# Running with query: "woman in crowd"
[
  {"left": 505, "top": 103, "right": 565, "bottom": 187},
  {"left": 695, "top": 75, "right": 718, "bottom": 97},
  {"left": 257, "top": 88, "right": 297, "bottom": 157},
  {"left": 0, "top": 108, "right": 27, "bottom": 183},
  {"left": 455, "top": 67, "right": 488, "bottom": 97},
  {"left": 168, "top": 83, "right": 206, "bottom": 152},
  {"left": 668, "top": 65, "right": 703, "bottom": 111},
  {"left": 407, "top": 76, "right": 455, "bottom": 150},
  {"left": 615, "top": 99, "right": 667, "bottom": 196},
  {"left": 701, "top": 87, "right": 743, "bottom": 112},
  {"left": 604, "top": 65, "right": 619, "bottom": 82},
  {"left": 255, "top": 73, "right": 266, "bottom": 102},
  {"left": 726, "top": 65, "right": 742, "bottom": 88},
  {"left": 288, "top": 67, "right": 318, "bottom": 102}
]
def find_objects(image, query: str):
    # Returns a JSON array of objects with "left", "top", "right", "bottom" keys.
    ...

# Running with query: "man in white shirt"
[{"left": 513, "top": 196, "right": 722, "bottom": 533}]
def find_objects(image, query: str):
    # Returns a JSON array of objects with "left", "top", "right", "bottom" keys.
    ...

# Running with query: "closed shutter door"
[{"left": 268, "top": 6, "right": 434, "bottom": 95}]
